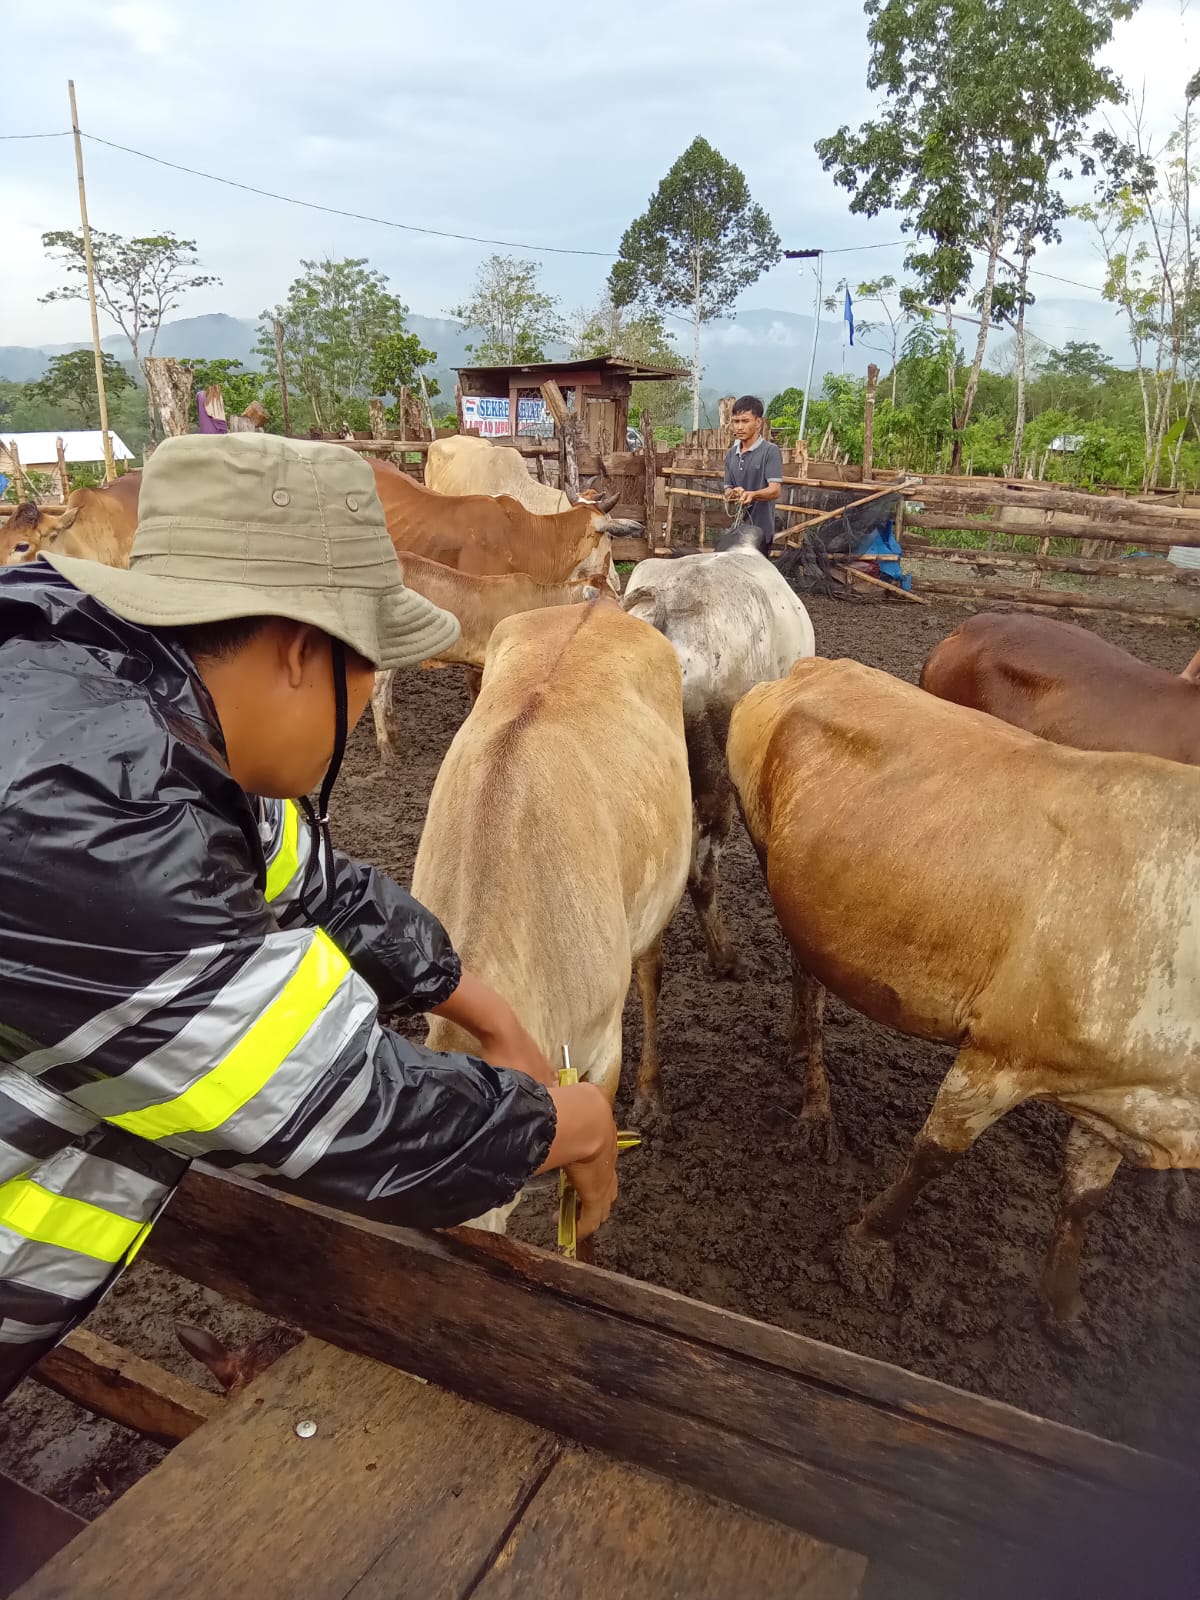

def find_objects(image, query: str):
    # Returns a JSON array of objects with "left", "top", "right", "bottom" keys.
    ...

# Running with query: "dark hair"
[
  {"left": 168, "top": 615, "right": 267, "bottom": 662},
  {"left": 732, "top": 395, "right": 764, "bottom": 418}
]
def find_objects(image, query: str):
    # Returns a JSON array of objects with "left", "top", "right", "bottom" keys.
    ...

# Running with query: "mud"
[{"left": 4, "top": 595, "right": 1200, "bottom": 1525}]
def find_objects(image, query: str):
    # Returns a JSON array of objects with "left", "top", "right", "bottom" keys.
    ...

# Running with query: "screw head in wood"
[{"left": 295, "top": 1419, "right": 318, "bottom": 1439}]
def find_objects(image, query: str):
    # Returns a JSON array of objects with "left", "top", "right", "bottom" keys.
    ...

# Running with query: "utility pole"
[
  {"left": 785, "top": 249, "right": 824, "bottom": 445},
  {"left": 68, "top": 80, "right": 115, "bottom": 484}
]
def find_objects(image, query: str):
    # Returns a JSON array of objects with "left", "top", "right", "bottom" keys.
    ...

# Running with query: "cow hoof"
[
  {"left": 837, "top": 1225, "right": 895, "bottom": 1303},
  {"left": 1040, "top": 1300, "right": 1087, "bottom": 1350},
  {"left": 709, "top": 953, "right": 747, "bottom": 982},
  {"left": 796, "top": 1110, "right": 840, "bottom": 1165},
  {"left": 631, "top": 1092, "right": 665, "bottom": 1136}
]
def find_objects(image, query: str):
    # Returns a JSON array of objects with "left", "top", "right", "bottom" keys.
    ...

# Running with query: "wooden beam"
[
  {"left": 31, "top": 1328, "right": 219, "bottom": 1447},
  {"left": 844, "top": 564, "right": 929, "bottom": 604},
  {"left": 906, "top": 510, "right": 1200, "bottom": 551},
  {"left": 916, "top": 576, "right": 1200, "bottom": 621},
  {"left": 143, "top": 1168, "right": 1199, "bottom": 1598},
  {"left": 0, "top": 1472, "right": 85, "bottom": 1598},
  {"left": 641, "top": 412, "right": 656, "bottom": 539},
  {"left": 905, "top": 544, "right": 1200, "bottom": 585},
  {"left": 862, "top": 363, "right": 879, "bottom": 482}
]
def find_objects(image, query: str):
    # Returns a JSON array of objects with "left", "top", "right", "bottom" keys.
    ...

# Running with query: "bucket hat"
[{"left": 46, "top": 432, "right": 460, "bottom": 671}]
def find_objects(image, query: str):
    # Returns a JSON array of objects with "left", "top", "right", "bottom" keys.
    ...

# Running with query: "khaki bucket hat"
[{"left": 46, "top": 432, "right": 460, "bottom": 671}]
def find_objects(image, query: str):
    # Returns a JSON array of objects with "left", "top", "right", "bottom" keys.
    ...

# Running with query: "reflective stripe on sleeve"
[
  {"left": 264, "top": 799, "right": 301, "bottom": 903},
  {"left": 0, "top": 1178, "right": 148, "bottom": 1264},
  {"left": 104, "top": 931, "right": 352, "bottom": 1142}
]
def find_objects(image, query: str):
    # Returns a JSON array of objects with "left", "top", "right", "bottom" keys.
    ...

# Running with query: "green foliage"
[
  {"left": 608, "top": 136, "right": 780, "bottom": 427},
  {"left": 178, "top": 357, "right": 264, "bottom": 419},
  {"left": 25, "top": 349, "right": 134, "bottom": 428},
  {"left": 569, "top": 298, "right": 690, "bottom": 425},
  {"left": 258, "top": 258, "right": 411, "bottom": 433},
  {"left": 41, "top": 230, "right": 218, "bottom": 365},
  {"left": 2, "top": 469, "right": 56, "bottom": 504},
  {"left": 367, "top": 331, "right": 440, "bottom": 415},
  {"left": 816, "top": 0, "right": 1138, "bottom": 457},
  {"left": 451, "top": 255, "right": 564, "bottom": 365}
]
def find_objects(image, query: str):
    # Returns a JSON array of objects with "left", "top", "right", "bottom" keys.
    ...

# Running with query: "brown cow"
[
  {"left": 921, "top": 611, "right": 1200, "bottom": 765},
  {"left": 729, "top": 657, "right": 1200, "bottom": 1330},
  {"left": 369, "top": 546, "right": 612, "bottom": 761},
  {"left": 366, "top": 459, "right": 638, "bottom": 584},
  {"left": 0, "top": 503, "right": 46, "bottom": 565},
  {"left": 0, "top": 474, "right": 142, "bottom": 569}
]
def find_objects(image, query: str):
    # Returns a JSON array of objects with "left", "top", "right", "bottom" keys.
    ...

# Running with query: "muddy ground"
[{"left": 4, "top": 593, "right": 1200, "bottom": 1528}]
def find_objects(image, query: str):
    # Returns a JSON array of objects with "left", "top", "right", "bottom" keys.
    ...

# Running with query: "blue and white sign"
[{"left": 463, "top": 395, "right": 553, "bottom": 437}]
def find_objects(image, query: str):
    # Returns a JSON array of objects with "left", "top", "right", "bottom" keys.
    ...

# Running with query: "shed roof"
[
  {"left": 455, "top": 355, "right": 689, "bottom": 384},
  {"left": 0, "top": 430, "right": 135, "bottom": 465}
]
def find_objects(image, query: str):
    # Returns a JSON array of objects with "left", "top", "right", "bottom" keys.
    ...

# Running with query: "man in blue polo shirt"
[{"left": 723, "top": 395, "right": 783, "bottom": 554}]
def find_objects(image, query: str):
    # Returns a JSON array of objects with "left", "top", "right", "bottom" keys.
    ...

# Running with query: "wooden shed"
[{"left": 455, "top": 355, "right": 688, "bottom": 456}]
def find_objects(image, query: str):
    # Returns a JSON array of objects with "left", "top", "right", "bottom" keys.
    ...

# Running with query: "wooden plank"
[
  {"left": 0, "top": 1474, "right": 85, "bottom": 1599},
  {"left": 609, "top": 536, "right": 650, "bottom": 563},
  {"left": 917, "top": 576, "right": 1200, "bottom": 621},
  {"left": 844, "top": 565, "right": 929, "bottom": 605},
  {"left": 142, "top": 1169, "right": 1199, "bottom": 1597},
  {"left": 904, "top": 543, "right": 1200, "bottom": 583},
  {"left": 31, "top": 1329, "right": 219, "bottom": 1447},
  {"left": 14, "top": 1340, "right": 560, "bottom": 1600},
  {"left": 470, "top": 1449, "right": 865, "bottom": 1600}
]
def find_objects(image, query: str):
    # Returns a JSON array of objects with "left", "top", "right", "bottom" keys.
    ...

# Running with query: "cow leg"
[
  {"left": 1040, "top": 1122, "right": 1121, "bottom": 1336},
  {"left": 631, "top": 935, "right": 666, "bottom": 1131},
  {"left": 839, "top": 1046, "right": 1029, "bottom": 1302},
  {"left": 685, "top": 711, "right": 743, "bottom": 980},
  {"left": 464, "top": 666, "right": 483, "bottom": 705},
  {"left": 790, "top": 961, "right": 838, "bottom": 1163},
  {"left": 370, "top": 670, "right": 398, "bottom": 766}
]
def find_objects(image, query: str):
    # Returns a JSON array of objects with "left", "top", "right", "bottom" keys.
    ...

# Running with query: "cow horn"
[
  {"left": 564, "top": 483, "right": 579, "bottom": 505},
  {"left": 595, "top": 488, "right": 620, "bottom": 514}
]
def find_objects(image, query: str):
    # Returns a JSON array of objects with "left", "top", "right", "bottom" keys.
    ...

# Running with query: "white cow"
[{"left": 622, "top": 546, "right": 816, "bottom": 979}]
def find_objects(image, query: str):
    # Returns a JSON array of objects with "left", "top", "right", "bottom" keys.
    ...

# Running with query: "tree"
[
  {"left": 451, "top": 255, "right": 564, "bottom": 365},
  {"left": 367, "top": 330, "right": 440, "bottom": 420},
  {"left": 608, "top": 136, "right": 780, "bottom": 431},
  {"left": 26, "top": 349, "right": 134, "bottom": 428},
  {"left": 816, "top": 0, "right": 1137, "bottom": 471},
  {"left": 258, "top": 258, "right": 410, "bottom": 433},
  {"left": 824, "top": 274, "right": 914, "bottom": 402},
  {"left": 40, "top": 230, "right": 218, "bottom": 384},
  {"left": 568, "top": 298, "right": 689, "bottom": 424},
  {"left": 179, "top": 358, "right": 264, "bottom": 420}
]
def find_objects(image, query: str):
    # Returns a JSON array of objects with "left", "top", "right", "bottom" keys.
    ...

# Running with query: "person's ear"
[{"left": 282, "top": 623, "right": 324, "bottom": 689}]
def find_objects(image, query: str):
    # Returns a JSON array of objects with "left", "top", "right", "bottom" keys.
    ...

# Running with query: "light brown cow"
[
  {"left": 366, "top": 459, "right": 638, "bottom": 584},
  {"left": 427, "top": 433, "right": 610, "bottom": 515},
  {"left": 369, "top": 545, "right": 612, "bottom": 762},
  {"left": 413, "top": 601, "right": 692, "bottom": 1227},
  {"left": 0, "top": 474, "right": 142, "bottom": 568},
  {"left": 921, "top": 611, "right": 1200, "bottom": 766},
  {"left": 729, "top": 657, "right": 1200, "bottom": 1330}
]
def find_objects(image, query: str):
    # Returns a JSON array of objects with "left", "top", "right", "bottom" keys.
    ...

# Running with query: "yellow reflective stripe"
[
  {"left": 265, "top": 800, "right": 301, "bottom": 902},
  {"left": 0, "top": 1177, "right": 144, "bottom": 1264},
  {"left": 125, "top": 1218, "right": 155, "bottom": 1265},
  {"left": 107, "top": 931, "right": 351, "bottom": 1142}
]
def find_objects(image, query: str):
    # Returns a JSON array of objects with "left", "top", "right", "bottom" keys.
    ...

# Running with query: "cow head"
[
  {"left": 589, "top": 505, "right": 644, "bottom": 537},
  {"left": 0, "top": 502, "right": 49, "bottom": 565}
]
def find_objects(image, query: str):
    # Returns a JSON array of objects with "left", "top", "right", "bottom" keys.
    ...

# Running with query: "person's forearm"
[
  {"left": 430, "top": 968, "right": 555, "bottom": 1085},
  {"left": 535, "top": 1083, "right": 612, "bottom": 1172}
]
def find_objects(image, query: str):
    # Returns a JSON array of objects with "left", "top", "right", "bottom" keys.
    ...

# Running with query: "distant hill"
[{"left": 0, "top": 306, "right": 880, "bottom": 421}]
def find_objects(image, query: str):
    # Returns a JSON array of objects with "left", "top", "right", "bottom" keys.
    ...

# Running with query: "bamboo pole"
[
  {"left": 642, "top": 412, "right": 656, "bottom": 540},
  {"left": 862, "top": 364, "right": 879, "bottom": 482},
  {"left": 55, "top": 436, "right": 69, "bottom": 501},
  {"left": 846, "top": 564, "right": 928, "bottom": 604},
  {"left": 8, "top": 440, "right": 24, "bottom": 499},
  {"left": 68, "top": 81, "right": 115, "bottom": 485},
  {"left": 272, "top": 319, "right": 291, "bottom": 436}
]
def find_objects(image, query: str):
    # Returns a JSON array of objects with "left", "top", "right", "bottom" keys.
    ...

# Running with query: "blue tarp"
[{"left": 853, "top": 518, "right": 912, "bottom": 591}]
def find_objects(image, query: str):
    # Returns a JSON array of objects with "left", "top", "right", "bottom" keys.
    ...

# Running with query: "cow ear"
[
  {"left": 55, "top": 506, "right": 79, "bottom": 533},
  {"left": 12, "top": 502, "right": 40, "bottom": 530},
  {"left": 175, "top": 1319, "right": 232, "bottom": 1384}
]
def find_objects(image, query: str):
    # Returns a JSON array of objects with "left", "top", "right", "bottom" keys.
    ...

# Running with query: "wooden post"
[
  {"left": 55, "top": 436, "right": 69, "bottom": 501},
  {"left": 454, "top": 380, "right": 465, "bottom": 433},
  {"left": 541, "top": 380, "right": 579, "bottom": 500},
  {"left": 368, "top": 397, "right": 386, "bottom": 438},
  {"left": 418, "top": 371, "right": 436, "bottom": 439},
  {"left": 68, "top": 80, "right": 115, "bottom": 484},
  {"left": 272, "top": 319, "right": 291, "bottom": 436},
  {"left": 718, "top": 395, "right": 735, "bottom": 449},
  {"left": 642, "top": 411, "right": 656, "bottom": 539},
  {"left": 143, "top": 358, "right": 194, "bottom": 438},
  {"left": 863, "top": 364, "right": 880, "bottom": 484},
  {"left": 8, "top": 440, "right": 24, "bottom": 500},
  {"left": 798, "top": 438, "right": 810, "bottom": 480},
  {"left": 700, "top": 504, "right": 707, "bottom": 548}
]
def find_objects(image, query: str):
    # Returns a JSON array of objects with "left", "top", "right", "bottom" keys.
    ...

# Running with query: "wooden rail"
[{"left": 144, "top": 1167, "right": 1199, "bottom": 1599}]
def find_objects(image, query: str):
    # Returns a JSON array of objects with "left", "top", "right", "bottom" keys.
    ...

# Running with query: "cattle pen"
[{"left": 5, "top": 593, "right": 1200, "bottom": 1600}]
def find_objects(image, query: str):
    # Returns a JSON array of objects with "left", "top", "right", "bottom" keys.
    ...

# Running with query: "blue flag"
[{"left": 844, "top": 288, "right": 855, "bottom": 346}]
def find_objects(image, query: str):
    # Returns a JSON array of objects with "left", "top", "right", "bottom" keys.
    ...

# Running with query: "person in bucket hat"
[{"left": 0, "top": 433, "right": 617, "bottom": 1400}]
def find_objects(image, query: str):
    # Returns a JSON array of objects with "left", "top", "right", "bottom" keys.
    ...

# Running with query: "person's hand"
[
  {"left": 728, "top": 487, "right": 751, "bottom": 506},
  {"left": 723, "top": 484, "right": 740, "bottom": 503},
  {"left": 537, "top": 1082, "right": 619, "bottom": 1238}
]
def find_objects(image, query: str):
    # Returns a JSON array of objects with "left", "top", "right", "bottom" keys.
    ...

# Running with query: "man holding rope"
[{"left": 723, "top": 396, "right": 783, "bottom": 554}]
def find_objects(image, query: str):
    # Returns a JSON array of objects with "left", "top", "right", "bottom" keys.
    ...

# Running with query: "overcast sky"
[{"left": 0, "top": 0, "right": 1193, "bottom": 355}]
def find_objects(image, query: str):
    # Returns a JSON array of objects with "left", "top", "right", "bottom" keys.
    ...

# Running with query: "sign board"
[{"left": 462, "top": 396, "right": 553, "bottom": 438}]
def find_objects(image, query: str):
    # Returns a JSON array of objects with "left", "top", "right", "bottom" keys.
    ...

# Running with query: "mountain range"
[{"left": 0, "top": 293, "right": 1128, "bottom": 419}]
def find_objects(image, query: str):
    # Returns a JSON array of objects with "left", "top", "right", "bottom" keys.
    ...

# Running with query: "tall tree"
[
  {"left": 568, "top": 298, "right": 690, "bottom": 424},
  {"left": 26, "top": 349, "right": 134, "bottom": 428},
  {"left": 451, "top": 255, "right": 564, "bottom": 364},
  {"left": 608, "top": 136, "right": 780, "bottom": 431},
  {"left": 816, "top": 0, "right": 1137, "bottom": 471},
  {"left": 258, "top": 258, "right": 410, "bottom": 433}
]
